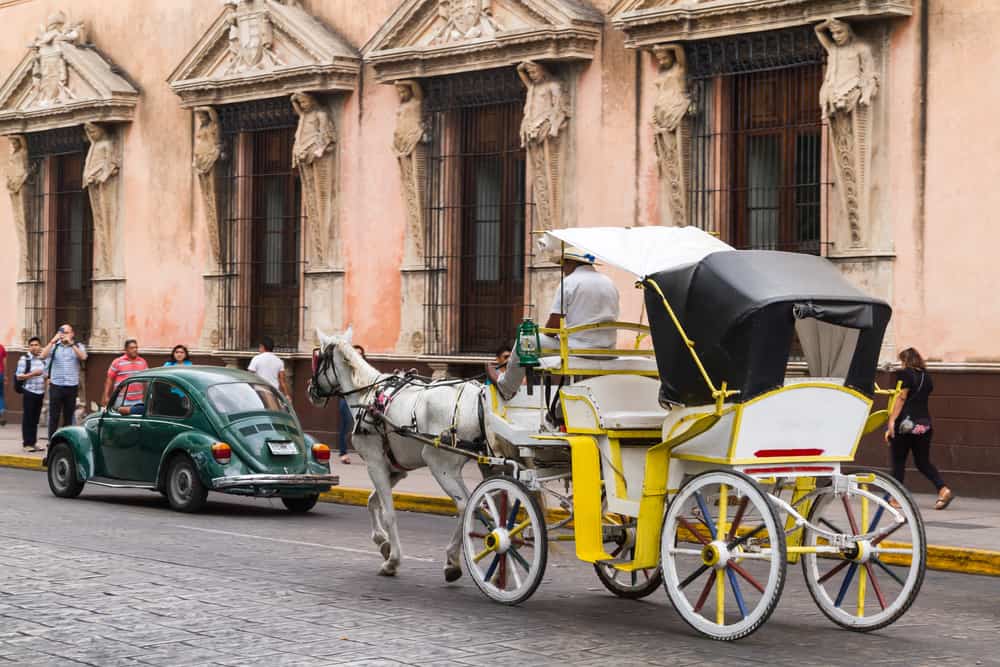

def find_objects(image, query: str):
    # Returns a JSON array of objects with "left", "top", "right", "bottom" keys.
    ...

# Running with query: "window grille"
[
  {"left": 217, "top": 98, "right": 302, "bottom": 352},
  {"left": 423, "top": 67, "right": 533, "bottom": 355},
  {"left": 686, "top": 26, "right": 831, "bottom": 254}
]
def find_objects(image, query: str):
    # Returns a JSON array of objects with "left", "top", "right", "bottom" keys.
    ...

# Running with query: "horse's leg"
[
  {"left": 354, "top": 438, "right": 390, "bottom": 554},
  {"left": 423, "top": 446, "right": 472, "bottom": 583},
  {"left": 365, "top": 458, "right": 403, "bottom": 576}
]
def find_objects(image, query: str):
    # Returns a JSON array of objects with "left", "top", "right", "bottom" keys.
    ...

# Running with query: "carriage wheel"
[
  {"left": 593, "top": 515, "right": 663, "bottom": 599},
  {"left": 661, "top": 470, "right": 786, "bottom": 641},
  {"left": 461, "top": 476, "right": 548, "bottom": 605},
  {"left": 801, "top": 471, "right": 926, "bottom": 632}
]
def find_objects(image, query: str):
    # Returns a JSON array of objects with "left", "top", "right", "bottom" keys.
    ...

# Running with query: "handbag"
[
  {"left": 12, "top": 356, "right": 27, "bottom": 395},
  {"left": 897, "top": 371, "right": 930, "bottom": 435}
]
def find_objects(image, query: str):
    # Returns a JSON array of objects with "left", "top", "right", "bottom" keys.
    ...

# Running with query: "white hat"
[{"left": 561, "top": 246, "right": 597, "bottom": 265}]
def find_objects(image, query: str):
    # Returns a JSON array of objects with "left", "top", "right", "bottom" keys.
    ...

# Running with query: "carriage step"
[{"left": 596, "top": 558, "right": 632, "bottom": 567}]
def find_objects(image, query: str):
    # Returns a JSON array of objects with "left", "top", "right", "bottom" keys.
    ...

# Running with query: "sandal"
[
  {"left": 339, "top": 454, "right": 351, "bottom": 464},
  {"left": 935, "top": 488, "right": 954, "bottom": 510}
]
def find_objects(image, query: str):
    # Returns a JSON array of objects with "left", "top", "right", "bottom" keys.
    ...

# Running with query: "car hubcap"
[
  {"left": 54, "top": 457, "right": 70, "bottom": 488},
  {"left": 174, "top": 468, "right": 192, "bottom": 501}
]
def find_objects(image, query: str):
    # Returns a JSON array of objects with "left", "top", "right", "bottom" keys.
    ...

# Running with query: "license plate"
[{"left": 268, "top": 441, "right": 298, "bottom": 456}]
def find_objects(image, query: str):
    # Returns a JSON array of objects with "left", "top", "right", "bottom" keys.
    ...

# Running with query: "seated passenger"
[{"left": 487, "top": 246, "right": 620, "bottom": 400}]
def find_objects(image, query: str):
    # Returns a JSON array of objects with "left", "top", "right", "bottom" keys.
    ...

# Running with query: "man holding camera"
[{"left": 41, "top": 323, "right": 87, "bottom": 440}]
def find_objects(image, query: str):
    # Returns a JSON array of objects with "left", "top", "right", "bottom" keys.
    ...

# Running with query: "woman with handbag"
[{"left": 885, "top": 347, "right": 954, "bottom": 509}]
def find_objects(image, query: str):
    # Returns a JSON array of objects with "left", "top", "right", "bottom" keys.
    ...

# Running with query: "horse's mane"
[{"left": 338, "top": 340, "right": 380, "bottom": 388}]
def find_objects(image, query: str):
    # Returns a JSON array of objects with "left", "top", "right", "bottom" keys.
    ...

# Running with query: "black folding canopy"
[{"left": 643, "top": 250, "right": 892, "bottom": 406}]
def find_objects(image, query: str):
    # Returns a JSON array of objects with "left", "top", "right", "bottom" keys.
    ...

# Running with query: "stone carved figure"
[
  {"left": 193, "top": 106, "right": 225, "bottom": 270},
  {"left": 651, "top": 44, "right": 692, "bottom": 227},
  {"left": 26, "top": 11, "right": 86, "bottom": 108},
  {"left": 432, "top": 0, "right": 501, "bottom": 44},
  {"left": 518, "top": 61, "right": 569, "bottom": 231},
  {"left": 816, "top": 18, "right": 879, "bottom": 247},
  {"left": 6, "top": 136, "right": 32, "bottom": 279},
  {"left": 223, "top": 0, "right": 284, "bottom": 74},
  {"left": 292, "top": 91, "right": 337, "bottom": 268},
  {"left": 393, "top": 80, "right": 428, "bottom": 265},
  {"left": 83, "top": 122, "right": 120, "bottom": 278}
]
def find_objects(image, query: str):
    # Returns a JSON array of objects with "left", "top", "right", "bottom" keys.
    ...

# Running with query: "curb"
[{"left": 3, "top": 455, "right": 998, "bottom": 577}]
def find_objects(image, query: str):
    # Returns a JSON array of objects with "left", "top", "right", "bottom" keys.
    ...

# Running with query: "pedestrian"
[
  {"left": 335, "top": 344, "right": 367, "bottom": 465},
  {"left": 164, "top": 344, "right": 192, "bottom": 366},
  {"left": 15, "top": 337, "right": 46, "bottom": 452},
  {"left": 102, "top": 339, "right": 148, "bottom": 407},
  {"left": 885, "top": 347, "right": 954, "bottom": 510},
  {"left": 248, "top": 336, "right": 289, "bottom": 397},
  {"left": 41, "top": 323, "right": 87, "bottom": 439},
  {"left": 0, "top": 340, "right": 6, "bottom": 426}
]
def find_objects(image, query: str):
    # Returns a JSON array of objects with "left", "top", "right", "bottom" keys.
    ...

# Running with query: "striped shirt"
[
  {"left": 108, "top": 355, "right": 148, "bottom": 402},
  {"left": 17, "top": 354, "right": 46, "bottom": 395},
  {"left": 48, "top": 342, "right": 86, "bottom": 387}
]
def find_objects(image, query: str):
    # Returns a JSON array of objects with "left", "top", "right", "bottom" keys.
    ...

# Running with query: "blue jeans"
[{"left": 337, "top": 398, "right": 354, "bottom": 456}]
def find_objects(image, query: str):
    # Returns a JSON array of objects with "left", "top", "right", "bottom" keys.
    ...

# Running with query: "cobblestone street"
[{"left": 0, "top": 468, "right": 997, "bottom": 666}]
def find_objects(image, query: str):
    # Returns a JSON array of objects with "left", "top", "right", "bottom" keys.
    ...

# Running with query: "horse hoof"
[
  {"left": 444, "top": 565, "right": 462, "bottom": 583},
  {"left": 378, "top": 563, "right": 398, "bottom": 577},
  {"left": 379, "top": 542, "right": 392, "bottom": 560}
]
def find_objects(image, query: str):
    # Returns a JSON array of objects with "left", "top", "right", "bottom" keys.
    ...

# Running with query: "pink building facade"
[{"left": 0, "top": 0, "right": 997, "bottom": 494}]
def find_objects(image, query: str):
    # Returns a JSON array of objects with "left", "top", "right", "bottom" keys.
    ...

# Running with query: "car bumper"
[{"left": 211, "top": 474, "right": 340, "bottom": 491}]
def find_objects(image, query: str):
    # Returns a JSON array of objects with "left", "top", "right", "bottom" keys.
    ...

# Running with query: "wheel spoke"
[
  {"left": 468, "top": 531, "right": 487, "bottom": 539},
  {"left": 717, "top": 483, "right": 729, "bottom": 540},
  {"left": 834, "top": 562, "right": 859, "bottom": 607},
  {"left": 871, "top": 556, "right": 906, "bottom": 586},
  {"left": 506, "top": 499, "right": 521, "bottom": 531},
  {"left": 726, "top": 568, "right": 748, "bottom": 619},
  {"left": 680, "top": 563, "right": 709, "bottom": 589},
  {"left": 693, "top": 568, "right": 715, "bottom": 612},
  {"left": 871, "top": 520, "right": 905, "bottom": 547},
  {"left": 864, "top": 563, "right": 887, "bottom": 611},
  {"left": 483, "top": 554, "right": 500, "bottom": 582},
  {"left": 728, "top": 496, "right": 749, "bottom": 541},
  {"left": 497, "top": 553, "right": 508, "bottom": 589},
  {"left": 508, "top": 545, "right": 531, "bottom": 572},
  {"left": 475, "top": 507, "right": 495, "bottom": 531},
  {"left": 819, "top": 517, "right": 846, "bottom": 535},
  {"left": 841, "top": 495, "right": 861, "bottom": 535},
  {"left": 728, "top": 522, "right": 767, "bottom": 550},
  {"left": 693, "top": 491, "right": 718, "bottom": 540},
  {"left": 715, "top": 569, "right": 725, "bottom": 624},
  {"left": 677, "top": 516, "right": 710, "bottom": 546},
  {"left": 818, "top": 558, "right": 850, "bottom": 584},
  {"left": 630, "top": 570, "right": 637, "bottom": 587},
  {"left": 728, "top": 559, "right": 765, "bottom": 594},
  {"left": 509, "top": 555, "right": 524, "bottom": 589}
]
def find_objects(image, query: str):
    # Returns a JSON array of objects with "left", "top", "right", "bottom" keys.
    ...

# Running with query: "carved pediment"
[
  {"left": 365, "top": 0, "right": 604, "bottom": 82},
  {"left": 0, "top": 13, "right": 138, "bottom": 134},
  {"left": 612, "top": 0, "right": 913, "bottom": 46},
  {"left": 168, "top": 0, "right": 360, "bottom": 107}
]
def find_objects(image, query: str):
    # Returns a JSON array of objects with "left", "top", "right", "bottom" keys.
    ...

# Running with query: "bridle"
[{"left": 308, "top": 343, "right": 387, "bottom": 405}]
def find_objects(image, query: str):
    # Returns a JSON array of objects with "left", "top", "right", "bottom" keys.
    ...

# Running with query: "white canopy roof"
[{"left": 543, "top": 226, "right": 733, "bottom": 278}]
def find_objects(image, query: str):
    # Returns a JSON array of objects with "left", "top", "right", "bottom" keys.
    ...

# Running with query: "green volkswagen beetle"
[{"left": 44, "top": 366, "right": 339, "bottom": 513}]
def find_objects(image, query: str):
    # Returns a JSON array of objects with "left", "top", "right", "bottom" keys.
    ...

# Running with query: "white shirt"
[
  {"left": 248, "top": 352, "right": 284, "bottom": 390},
  {"left": 550, "top": 264, "right": 620, "bottom": 349}
]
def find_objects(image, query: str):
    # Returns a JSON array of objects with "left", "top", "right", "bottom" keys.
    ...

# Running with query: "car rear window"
[{"left": 206, "top": 383, "right": 289, "bottom": 416}]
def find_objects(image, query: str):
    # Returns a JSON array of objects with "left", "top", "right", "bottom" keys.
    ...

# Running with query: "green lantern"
[{"left": 515, "top": 318, "right": 541, "bottom": 368}]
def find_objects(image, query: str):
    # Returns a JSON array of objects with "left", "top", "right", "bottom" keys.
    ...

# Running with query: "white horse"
[{"left": 308, "top": 329, "right": 484, "bottom": 579}]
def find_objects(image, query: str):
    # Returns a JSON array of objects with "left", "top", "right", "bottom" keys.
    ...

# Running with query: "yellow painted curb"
[
  {"left": 0, "top": 454, "right": 43, "bottom": 470},
  {"left": 4, "top": 456, "right": 998, "bottom": 577}
]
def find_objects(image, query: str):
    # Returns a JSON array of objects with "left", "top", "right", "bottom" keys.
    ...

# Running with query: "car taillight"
[
  {"left": 312, "top": 443, "right": 331, "bottom": 463},
  {"left": 212, "top": 442, "right": 232, "bottom": 464}
]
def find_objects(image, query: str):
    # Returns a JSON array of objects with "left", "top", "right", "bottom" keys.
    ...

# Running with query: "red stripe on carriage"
[
  {"left": 753, "top": 448, "right": 824, "bottom": 458},
  {"left": 743, "top": 466, "right": 835, "bottom": 475}
]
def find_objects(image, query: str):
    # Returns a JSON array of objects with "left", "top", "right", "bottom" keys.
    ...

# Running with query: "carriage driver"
[{"left": 487, "top": 246, "right": 620, "bottom": 400}]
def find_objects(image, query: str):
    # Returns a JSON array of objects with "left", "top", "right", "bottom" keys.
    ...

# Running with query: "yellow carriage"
[{"left": 461, "top": 226, "right": 925, "bottom": 641}]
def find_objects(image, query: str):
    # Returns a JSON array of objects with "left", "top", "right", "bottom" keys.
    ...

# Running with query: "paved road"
[{"left": 0, "top": 468, "right": 997, "bottom": 667}]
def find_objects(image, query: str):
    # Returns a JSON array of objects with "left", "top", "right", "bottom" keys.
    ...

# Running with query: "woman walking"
[
  {"left": 164, "top": 344, "right": 192, "bottom": 367},
  {"left": 885, "top": 347, "right": 954, "bottom": 509}
]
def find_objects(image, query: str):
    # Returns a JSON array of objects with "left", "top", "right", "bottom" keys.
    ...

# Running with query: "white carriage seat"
[
  {"left": 784, "top": 376, "right": 845, "bottom": 386},
  {"left": 538, "top": 355, "right": 658, "bottom": 373},
  {"left": 484, "top": 384, "right": 553, "bottom": 449},
  {"left": 560, "top": 375, "right": 668, "bottom": 432}
]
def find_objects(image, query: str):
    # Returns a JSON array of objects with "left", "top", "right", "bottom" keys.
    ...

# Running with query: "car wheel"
[
  {"left": 165, "top": 455, "right": 208, "bottom": 513},
  {"left": 282, "top": 494, "right": 319, "bottom": 513},
  {"left": 47, "top": 443, "right": 84, "bottom": 499}
]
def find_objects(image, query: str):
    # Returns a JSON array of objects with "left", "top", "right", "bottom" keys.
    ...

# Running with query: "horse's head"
[{"left": 308, "top": 327, "right": 370, "bottom": 406}]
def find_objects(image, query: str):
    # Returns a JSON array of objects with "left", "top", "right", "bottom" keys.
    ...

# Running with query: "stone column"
[{"left": 518, "top": 61, "right": 570, "bottom": 231}]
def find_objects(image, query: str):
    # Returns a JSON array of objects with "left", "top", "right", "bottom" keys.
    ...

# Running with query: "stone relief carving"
[
  {"left": 6, "top": 136, "right": 32, "bottom": 280},
  {"left": 518, "top": 61, "right": 569, "bottom": 231},
  {"left": 817, "top": 18, "right": 878, "bottom": 248},
  {"left": 25, "top": 11, "right": 86, "bottom": 109},
  {"left": 223, "top": 0, "right": 285, "bottom": 74},
  {"left": 651, "top": 43, "right": 692, "bottom": 227},
  {"left": 432, "top": 0, "right": 502, "bottom": 45},
  {"left": 292, "top": 91, "right": 337, "bottom": 268},
  {"left": 193, "top": 106, "right": 225, "bottom": 271},
  {"left": 393, "top": 80, "right": 428, "bottom": 266},
  {"left": 83, "top": 122, "right": 120, "bottom": 279}
]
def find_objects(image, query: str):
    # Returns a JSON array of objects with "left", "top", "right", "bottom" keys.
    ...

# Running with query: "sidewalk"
[{"left": 2, "top": 423, "right": 997, "bottom": 574}]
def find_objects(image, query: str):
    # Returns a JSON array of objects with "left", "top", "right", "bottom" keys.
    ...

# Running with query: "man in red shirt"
[{"left": 102, "top": 339, "right": 148, "bottom": 406}]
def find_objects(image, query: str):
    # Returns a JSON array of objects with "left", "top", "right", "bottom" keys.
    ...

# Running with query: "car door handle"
[{"left": 129, "top": 423, "right": 142, "bottom": 429}]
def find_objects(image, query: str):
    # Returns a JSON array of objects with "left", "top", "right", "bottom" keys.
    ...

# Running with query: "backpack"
[{"left": 12, "top": 356, "right": 27, "bottom": 395}]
